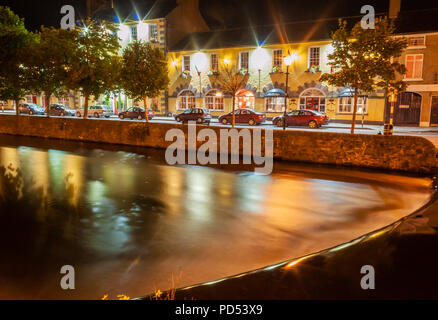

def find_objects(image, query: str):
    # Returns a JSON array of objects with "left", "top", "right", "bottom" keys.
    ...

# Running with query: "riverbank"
[
  {"left": 0, "top": 115, "right": 436, "bottom": 173},
  {"left": 142, "top": 190, "right": 438, "bottom": 300}
]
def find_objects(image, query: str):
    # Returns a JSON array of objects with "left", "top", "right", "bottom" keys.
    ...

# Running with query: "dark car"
[
  {"left": 49, "top": 104, "right": 75, "bottom": 117},
  {"left": 118, "top": 107, "right": 155, "bottom": 120},
  {"left": 272, "top": 109, "right": 329, "bottom": 128},
  {"left": 175, "top": 108, "right": 211, "bottom": 124},
  {"left": 18, "top": 103, "right": 45, "bottom": 115},
  {"left": 218, "top": 108, "right": 266, "bottom": 125}
]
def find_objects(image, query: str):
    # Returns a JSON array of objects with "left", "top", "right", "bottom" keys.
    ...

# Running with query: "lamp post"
[
  {"left": 283, "top": 54, "right": 293, "bottom": 130},
  {"left": 384, "top": 90, "right": 397, "bottom": 135}
]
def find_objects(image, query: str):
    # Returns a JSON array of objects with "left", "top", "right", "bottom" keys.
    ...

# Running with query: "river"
[{"left": 0, "top": 134, "right": 432, "bottom": 299}]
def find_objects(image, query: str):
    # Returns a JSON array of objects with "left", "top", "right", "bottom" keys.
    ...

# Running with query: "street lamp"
[
  {"left": 384, "top": 90, "right": 397, "bottom": 135},
  {"left": 283, "top": 54, "right": 294, "bottom": 130}
]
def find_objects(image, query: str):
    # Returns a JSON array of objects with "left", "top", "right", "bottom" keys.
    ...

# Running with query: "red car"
[
  {"left": 118, "top": 107, "right": 155, "bottom": 120},
  {"left": 272, "top": 110, "right": 329, "bottom": 128},
  {"left": 174, "top": 108, "right": 211, "bottom": 124},
  {"left": 218, "top": 108, "right": 266, "bottom": 125}
]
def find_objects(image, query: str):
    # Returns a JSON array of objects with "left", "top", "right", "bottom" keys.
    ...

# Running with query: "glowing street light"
[
  {"left": 282, "top": 52, "right": 298, "bottom": 130},
  {"left": 223, "top": 58, "right": 230, "bottom": 65}
]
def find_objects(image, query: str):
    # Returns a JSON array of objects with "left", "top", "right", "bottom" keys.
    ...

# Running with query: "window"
[
  {"left": 265, "top": 97, "right": 285, "bottom": 112},
  {"left": 308, "top": 47, "right": 320, "bottom": 67},
  {"left": 149, "top": 24, "right": 158, "bottom": 42},
  {"left": 239, "top": 51, "right": 249, "bottom": 70},
  {"left": 405, "top": 54, "right": 423, "bottom": 80},
  {"left": 205, "top": 90, "right": 224, "bottom": 110},
  {"left": 338, "top": 97, "right": 368, "bottom": 114},
  {"left": 265, "top": 89, "right": 286, "bottom": 112},
  {"left": 130, "top": 25, "right": 137, "bottom": 41},
  {"left": 273, "top": 49, "right": 283, "bottom": 69},
  {"left": 182, "top": 55, "right": 191, "bottom": 72},
  {"left": 178, "top": 90, "right": 195, "bottom": 109},
  {"left": 211, "top": 53, "right": 219, "bottom": 71},
  {"left": 407, "top": 36, "right": 426, "bottom": 48}
]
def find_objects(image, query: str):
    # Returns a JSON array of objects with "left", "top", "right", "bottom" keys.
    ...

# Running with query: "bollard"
[{"left": 383, "top": 123, "right": 393, "bottom": 135}]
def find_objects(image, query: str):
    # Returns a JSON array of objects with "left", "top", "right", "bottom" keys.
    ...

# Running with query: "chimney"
[{"left": 389, "top": 0, "right": 401, "bottom": 19}]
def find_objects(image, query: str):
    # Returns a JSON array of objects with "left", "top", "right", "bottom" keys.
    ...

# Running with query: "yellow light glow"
[
  {"left": 215, "top": 92, "right": 223, "bottom": 97},
  {"left": 284, "top": 52, "right": 299, "bottom": 66},
  {"left": 251, "top": 47, "right": 270, "bottom": 70},
  {"left": 223, "top": 58, "right": 230, "bottom": 65},
  {"left": 171, "top": 60, "right": 178, "bottom": 67},
  {"left": 192, "top": 52, "right": 209, "bottom": 72}
]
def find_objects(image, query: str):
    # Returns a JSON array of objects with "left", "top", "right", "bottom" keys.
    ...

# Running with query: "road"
[{"left": 2, "top": 109, "right": 438, "bottom": 146}]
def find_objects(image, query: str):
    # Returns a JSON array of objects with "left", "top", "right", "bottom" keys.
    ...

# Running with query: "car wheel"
[
  {"left": 248, "top": 119, "right": 255, "bottom": 126},
  {"left": 60, "top": 112, "right": 65, "bottom": 117},
  {"left": 221, "top": 118, "right": 228, "bottom": 125},
  {"left": 29, "top": 110, "right": 33, "bottom": 115},
  {"left": 197, "top": 117, "right": 203, "bottom": 124},
  {"left": 276, "top": 119, "right": 284, "bottom": 127},
  {"left": 119, "top": 114, "right": 125, "bottom": 119},
  {"left": 137, "top": 114, "right": 143, "bottom": 120},
  {"left": 94, "top": 112, "right": 99, "bottom": 118},
  {"left": 76, "top": 112, "right": 81, "bottom": 117},
  {"left": 308, "top": 120, "right": 317, "bottom": 128},
  {"left": 176, "top": 116, "right": 181, "bottom": 122}
]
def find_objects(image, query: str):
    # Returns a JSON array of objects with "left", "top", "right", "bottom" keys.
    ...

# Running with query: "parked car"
[
  {"left": 272, "top": 109, "right": 329, "bottom": 128},
  {"left": 18, "top": 103, "right": 45, "bottom": 115},
  {"left": 76, "top": 105, "right": 113, "bottom": 118},
  {"left": 118, "top": 107, "right": 155, "bottom": 120},
  {"left": 49, "top": 104, "right": 75, "bottom": 117},
  {"left": 174, "top": 108, "right": 211, "bottom": 124},
  {"left": 218, "top": 108, "right": 266, "bottom": 125}
]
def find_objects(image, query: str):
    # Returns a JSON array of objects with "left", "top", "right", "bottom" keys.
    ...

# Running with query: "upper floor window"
[
  {"left": 130, "top": 25, "right": 137, "bottom": 42},
  {"left": 407, "top": 35, "right": 426, "bottom": 48},
  {"left": 273, "top": 49, "right": 283, "bottom": 70},
  {"left": 239, "top": 51, "right": 249, "bottom": 71},
  {"left": 405, "top": 54, "right": 423, "bottom": 80},
  {"left": 308, "top": 47, "right": 320, "bottom": 67},
  {"left": 149, "top": 24, "right": 158, "bottom": 42},
  {"left": 211, "top": 53, "right": 219, "bottom": 71},
  {"left": 182, "top": 55, "right": 191, "bottom": 72}
]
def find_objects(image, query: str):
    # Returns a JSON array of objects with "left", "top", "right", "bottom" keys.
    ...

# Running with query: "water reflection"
[{"left": 0, "top": 136, "right": 432, "bottom": 299}]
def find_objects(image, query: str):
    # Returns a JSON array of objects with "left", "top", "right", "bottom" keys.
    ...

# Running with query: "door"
[
  {"left": 430, "top": 96, "right": 438, "bottom": 125},
  {"left": 387, "top": 92, "right": 422, "bottom": 125},
  {"left": 32, "top": 96, "right": 37, "bottom": 104},
  {"left": 305, "top": 97, "right": 319, "bottom": 111}
]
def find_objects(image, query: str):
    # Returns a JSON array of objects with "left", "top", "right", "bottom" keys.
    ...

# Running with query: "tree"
[
  {"left": 319, "top": 18, "right": 407, "bottom": 134},
  {"left": 215, "top": 65, "right": 248, "bottom": 128},
  {"left": 0, "top": 6, "right": 35, "bottom": 115},
  {"left": 66, "top": 19, "right": 120, "bottom": 119},
  {"left": 24, "top": 26, "right": 78, "bottom": 117},
  {"left": 120, "top": 42, "right": 169, "bottom": 123}
]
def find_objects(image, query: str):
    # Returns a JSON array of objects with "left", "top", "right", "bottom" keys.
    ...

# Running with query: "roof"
[
  {"left": 394, "top": 8, "right": 438, "bottom": 35},
  {"left": 93, "top": 0, "right": 177, "bottom": 23},
  {"left": 170, "top": 7, "right": 438, "bottom": 52},
  {"left": 170, "top": 15, "right": 373, "bottom": 51}
]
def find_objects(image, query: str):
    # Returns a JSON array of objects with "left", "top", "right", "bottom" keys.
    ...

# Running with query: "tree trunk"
[
  {"left": 45, "top": 94, "right": 51, "bottom": 117},
  {"left": 15, "top": 99, "right": 20, "bottom": 116},
  {"left": 83, "top": 95, "right": 89, "bottom": 119},
  {"left": 232, "top": 93, "right": 236, "bottom": 128},
  {"left": 351, "top": 88, "right": 359, "bottom": 134},
  {"left": 143, "top": 96, "right": 149, "bottom": 123}
]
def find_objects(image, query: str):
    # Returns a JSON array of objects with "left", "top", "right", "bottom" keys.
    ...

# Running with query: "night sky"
[{"left": 1, "top": 0, "right": 437, "bottom": 31}]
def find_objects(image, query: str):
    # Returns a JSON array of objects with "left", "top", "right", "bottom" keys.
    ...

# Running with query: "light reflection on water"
[{"left": 0, "top": 138, "right": 432, "bottom": 299}]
